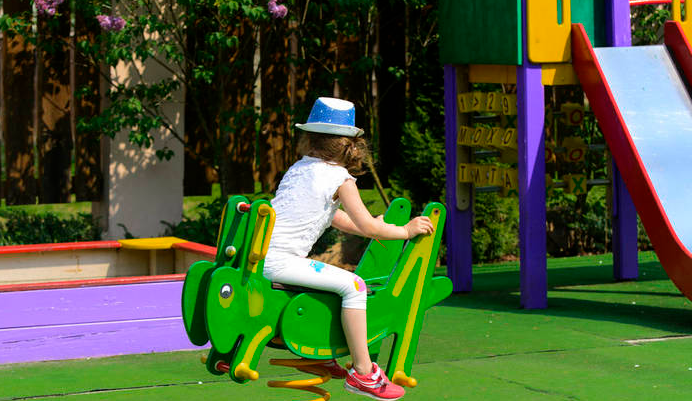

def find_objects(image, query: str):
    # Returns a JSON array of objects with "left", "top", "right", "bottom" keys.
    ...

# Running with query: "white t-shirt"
[{"left": 264, "top": 156, "right": 355, "bottom": 275}]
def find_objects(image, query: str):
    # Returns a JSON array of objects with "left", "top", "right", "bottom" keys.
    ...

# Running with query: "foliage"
[
  {"left": 390, "top": 119, "right": 446, "bottom": 212},
  {"left": 79, "top": 0, "right": 269, "bottom": 184},
  {"left": 163, "top": 197, "right": 226, "bottom": 246},
  {"left": 472, "top": 193, "right": 519, "bottom": 261},
  {"left": 0, "top": 0, "right": 279, "bottom": 196},
  {"left": 638, "top": 217, "right": 653, "bottom": 251},
  {"left": 631, "top": 4, "right": 670, "bottom": 45},
  {"left": 290, "top": 0, "right": 380, "bottom": 135},
  {"left": 546, "top": 188, "right": 608, "bottom": 257},
  {"left": 0, "top": 210, "right": 101, "bottom": 245},
  {"left": 0, "top": 0, "right": 394, "bottom": 195},
  {"left": 163, "top": 192, "right": 272, "bottom": 245},
  {"left": 389, "top": 1, "right": 446, "bottom": 213}
]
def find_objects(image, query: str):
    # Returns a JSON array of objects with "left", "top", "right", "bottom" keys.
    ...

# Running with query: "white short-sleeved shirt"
[{"left": 264, "top": 156, "right": 354, "bottom": 275}]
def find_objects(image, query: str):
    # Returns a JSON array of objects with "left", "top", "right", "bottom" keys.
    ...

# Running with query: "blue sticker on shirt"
[{"left": 310, "top": 260, "right": 326, "bottom": 273}]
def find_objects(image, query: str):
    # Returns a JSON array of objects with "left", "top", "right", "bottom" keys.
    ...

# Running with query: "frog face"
[{"left": 206, "top": 267, "right": 247, "bottom": 354}]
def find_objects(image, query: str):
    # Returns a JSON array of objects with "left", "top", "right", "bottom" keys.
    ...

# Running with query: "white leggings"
[{"left": 263, "top": 254, "right": 367, "bottom": 310}]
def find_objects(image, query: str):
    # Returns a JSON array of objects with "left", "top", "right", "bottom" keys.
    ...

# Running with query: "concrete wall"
[{"left": 93, "top": 11, "right": 184, "bottom": 240}]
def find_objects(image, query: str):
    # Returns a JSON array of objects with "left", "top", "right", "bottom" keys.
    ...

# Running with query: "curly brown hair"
[{"left": 297, "top": 132, "right": 371, "bottom": 176}]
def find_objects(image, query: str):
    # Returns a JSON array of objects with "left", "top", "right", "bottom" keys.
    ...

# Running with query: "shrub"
[
  {"left": 472, "top": 193, "right": 519, "bottom": 262},
  {"left": 390, "top": 119, "right": 447, "bottom": 213},
  {"left": 0, "top": 210, "right": 101, "bottom": 245},
  {"left": 163, "top": 193, "right": 273, "bottom": 246},
  {"left": 546, "top": 187, "right": 609, "bottom": 257},
  {"left": 163, "top": 198, "right": 226, "bottom": 246},
  {"left": 637, "top": 216, "right": 653, "bottom": 251}
]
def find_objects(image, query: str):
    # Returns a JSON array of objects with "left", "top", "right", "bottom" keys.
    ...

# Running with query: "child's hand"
[{"left": 404, "top": 216, "right": 434, "bottom": 239}]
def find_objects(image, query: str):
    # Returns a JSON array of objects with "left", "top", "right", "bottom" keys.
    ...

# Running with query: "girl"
[{"left": 264, "top": 97, "right": 434, "bottom": 401}]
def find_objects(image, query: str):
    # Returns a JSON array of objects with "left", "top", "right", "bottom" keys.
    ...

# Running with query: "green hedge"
[{"left": 0, "top": 210, "right": 101, "bottom": 245}]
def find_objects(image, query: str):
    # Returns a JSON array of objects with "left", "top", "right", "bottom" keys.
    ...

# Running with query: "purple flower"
[
  {"left": 96, "top": 15, "right": 126, "bottom": 32},
  {"left": 35, "top": 0, "right": 65, "bottom": 16},
  {"left": 267, "top": 0, "right": 287, "bottom": 19}
]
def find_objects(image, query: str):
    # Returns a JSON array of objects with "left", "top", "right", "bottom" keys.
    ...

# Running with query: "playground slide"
[{"left": 571, "top": 21, "right": 692, "bottom": 301}]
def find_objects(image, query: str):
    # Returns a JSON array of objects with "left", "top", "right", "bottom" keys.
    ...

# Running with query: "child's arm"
[{"left": 332, "top": 179, "right": 433, "bottom": 240}]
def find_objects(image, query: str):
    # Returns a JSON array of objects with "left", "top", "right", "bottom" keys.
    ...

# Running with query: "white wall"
[{"left": 93, "top": 19, "right": 184, "bottom": 240}]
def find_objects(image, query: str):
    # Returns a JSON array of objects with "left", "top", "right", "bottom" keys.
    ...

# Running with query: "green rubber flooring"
[{"left": 2, "top": 251, "right": 691, "bottom": 400}]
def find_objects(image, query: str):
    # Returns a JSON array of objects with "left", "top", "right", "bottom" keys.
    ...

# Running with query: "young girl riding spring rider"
[{"left": 264, "top": 97, "right": 434, "bottom": 401}]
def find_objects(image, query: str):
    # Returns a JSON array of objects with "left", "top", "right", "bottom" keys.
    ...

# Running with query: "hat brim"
[{"left": 295, "top": 122, "right": 363, "bottom": 137}]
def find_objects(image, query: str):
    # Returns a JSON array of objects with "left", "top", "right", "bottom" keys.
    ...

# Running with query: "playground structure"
[
  {"left": 441, "top": 0, "right": 692, "bottom": 308},
  {"left": 182, "top": 196, "right": 452, "bottom": 399}
]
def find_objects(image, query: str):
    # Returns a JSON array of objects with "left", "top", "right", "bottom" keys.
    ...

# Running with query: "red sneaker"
[{"left": 344, "top": 363, "right": 405, "bottom": 400}]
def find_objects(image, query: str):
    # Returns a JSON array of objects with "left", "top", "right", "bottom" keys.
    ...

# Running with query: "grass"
[
  {"left": 0, "top": 201, "right": 92, "bottom": 218},
  {"left": 2, "top": 251, "right": 692, "bottom": 400}
]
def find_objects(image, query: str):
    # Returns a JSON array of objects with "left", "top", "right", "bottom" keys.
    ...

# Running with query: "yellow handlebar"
[{"left": 247, "top": 204, "right": 276, "bottom": 273}]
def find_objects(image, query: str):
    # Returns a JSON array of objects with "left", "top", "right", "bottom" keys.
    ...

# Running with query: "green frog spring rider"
[{"left": 181, "top": 195, "right": 452, "bottom": 399}]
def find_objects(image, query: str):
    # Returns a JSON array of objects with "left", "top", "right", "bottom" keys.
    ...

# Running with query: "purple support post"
[
  {"left": 517, "top": 0, "right": 547, "bottom": 309},
  {"left": 606, "top": 0, "right": 639, "bottom": 281},
  {"left": 444, "top": 65, "right": 473, "bottom": 292}
]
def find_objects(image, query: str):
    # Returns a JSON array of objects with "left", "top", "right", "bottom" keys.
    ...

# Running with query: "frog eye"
[{"left": 220, "top": 284, "right": 233, "bottom": 299}]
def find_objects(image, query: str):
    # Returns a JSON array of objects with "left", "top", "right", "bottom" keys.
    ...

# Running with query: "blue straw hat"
[{"left": 295, "top": 97, "right": 364, "bottom": 137}]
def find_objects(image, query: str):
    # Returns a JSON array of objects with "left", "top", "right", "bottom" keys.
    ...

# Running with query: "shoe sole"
[{"left": 344, "top": 382, "right": 403, "bottom": 401}]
